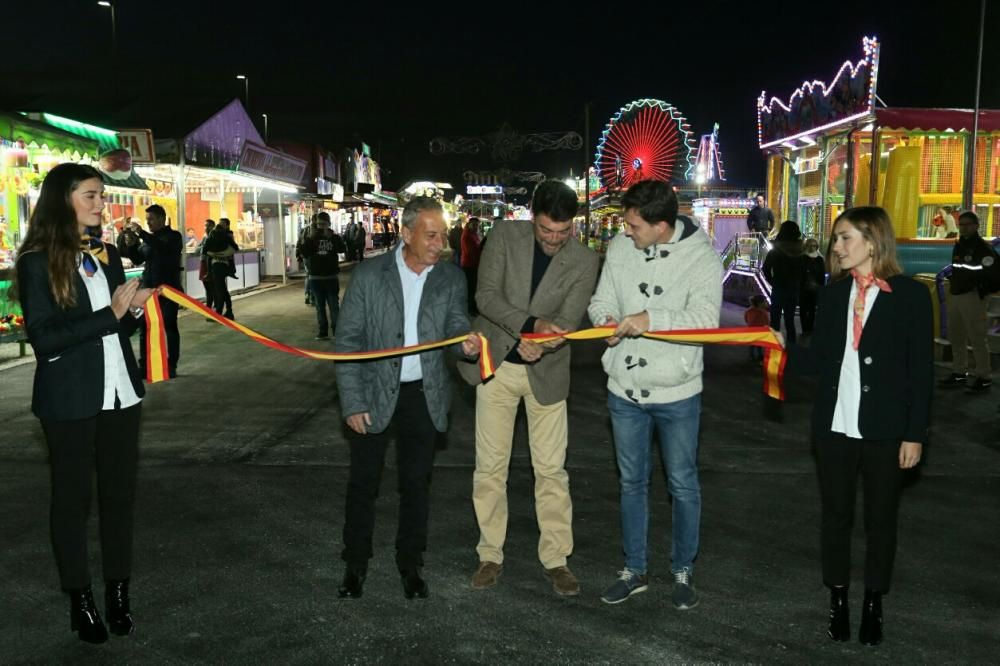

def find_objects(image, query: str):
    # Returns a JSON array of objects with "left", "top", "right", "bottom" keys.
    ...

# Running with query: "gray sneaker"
[
  {"left": 600, "top": 569, "right": 648, "bottom": 605},
  {"left": 671, "top": 568, "right": 699, "bottom": 610}
]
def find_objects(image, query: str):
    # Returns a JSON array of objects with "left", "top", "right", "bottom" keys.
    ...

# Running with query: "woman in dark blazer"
[
  {"left": 13, "top": 163, "right": 154, "bottom": 644},
  {"left": 782, "top": 206, "right": 932, "bottom": 647}
]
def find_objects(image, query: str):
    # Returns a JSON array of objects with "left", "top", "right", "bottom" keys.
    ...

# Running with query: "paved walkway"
[{"left": 0, "top": 268, "right": 997, "bottom": 664}]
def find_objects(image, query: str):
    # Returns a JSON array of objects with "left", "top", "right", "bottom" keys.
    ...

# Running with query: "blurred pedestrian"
[
  {"left": 299, "top": 212, "right": 347, "bottom": 339},
  {"left": 461, "top": 217, "right": 482, "bottom": 315},
  {"left": 746, "top": 194, "right": 775, "bottom": 234},
  {"left": 12, "top": 163, "right": 154, "bottom": 643},
  {"left": 800, "top": 236, "right": 826, "bottom": 335},
  {"left": 763, "top": 220, "right": 805, "bottom": 345},
  {"left": 197, "top": 219, "right": 217, "bottom": 314},
  {"left": 782, "top": 206, "right": 932, "bottom": 647},
  {"left": 744, "top": 294, "right": 770, "bottom": 363},
  {"left": 203, "top": 218, "right": 239, "bottom": 319},
  {"left": 448, "top": 220, "right": 463, "bottom": 266}
]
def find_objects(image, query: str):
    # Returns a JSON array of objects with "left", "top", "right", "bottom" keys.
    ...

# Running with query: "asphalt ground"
[{"left": 1, "top": 264, "right": 998, "bottom": 664}]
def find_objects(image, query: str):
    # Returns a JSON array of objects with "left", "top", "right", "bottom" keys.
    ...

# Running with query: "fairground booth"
[
  {"left": 758, "top": 35, "right": 1000, "bottom": 344},
  {"left": 135, "top": 99, "right": 307, "bottom": 299}
]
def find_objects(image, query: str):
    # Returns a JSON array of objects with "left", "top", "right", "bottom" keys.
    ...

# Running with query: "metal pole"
[
  {"left": 278, "top": 192, "right": 287, "bottom": 284},
  {"left": 176, "top": 156, "right": 188, "bottom": 293},
  {"left": 244, "top": 78, "right": 250, "bottom": 111},
  {"left": 110, "top": 2, "right": 117, "bottom": 58},
  {"left": 262, "top": 114, "right": 268, "bottom": 143},
  {"left": 584, "top": 102, "right": 591, "bottom": 231},
  {"left": 963, "top": 0, "right": 986, "bottom": 211}
]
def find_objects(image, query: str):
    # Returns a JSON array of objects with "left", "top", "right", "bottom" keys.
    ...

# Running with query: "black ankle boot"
[
  {"left": 69, "top": 587, "right": 108, "bottom": 644},
  {"left": 827, "top": 586, "right": 850, "bottom": 641},
  {"left": 859, "top": 588, "right": 883, "bottom": 646},
  {"left": 105, "top": 579, "right": 135, "bottom": 636}
]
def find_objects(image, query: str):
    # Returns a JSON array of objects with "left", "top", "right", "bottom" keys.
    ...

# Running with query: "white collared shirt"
[
  {"left": 78, "top": 256, "right": 142, "bottom": 410},
  {"left": 831, "top": 281, "right": 879, "bottom": 438},
  {"left": 395, "top": 242, "right": 434, "bottom": 381}
]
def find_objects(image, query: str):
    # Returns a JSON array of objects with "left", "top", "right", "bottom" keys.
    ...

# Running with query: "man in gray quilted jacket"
[{"left": 334, "top": 196, "right": 481, "bottom": 600}]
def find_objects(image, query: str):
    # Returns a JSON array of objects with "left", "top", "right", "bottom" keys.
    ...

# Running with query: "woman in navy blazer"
[
  {"left": 13, "top": 163, "right": 154, "bottom": 644},
  {"left": 783, "top": 206, "right": 932, "bottom": 647}
]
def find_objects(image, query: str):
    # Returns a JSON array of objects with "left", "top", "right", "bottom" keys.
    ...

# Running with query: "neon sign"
[{"left": 757, "top": 36, "right": 880, "bottom": 149}]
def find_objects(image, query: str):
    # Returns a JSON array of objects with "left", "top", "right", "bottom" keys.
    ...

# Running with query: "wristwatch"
[{"left": 130, "top": 306, "right": 145, "bottom": 318}]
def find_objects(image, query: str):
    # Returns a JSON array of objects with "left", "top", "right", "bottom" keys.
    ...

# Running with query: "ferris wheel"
[{"left": 594, "top": 99, "right": 696, "bottom": 189}]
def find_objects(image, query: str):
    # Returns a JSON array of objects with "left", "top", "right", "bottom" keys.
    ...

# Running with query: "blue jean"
[
  {"left": 310, "top": 277, "right": 340, "bottom": 335},
  {"left": 607, "top": 391, "right": 702, "bottom": 575}
]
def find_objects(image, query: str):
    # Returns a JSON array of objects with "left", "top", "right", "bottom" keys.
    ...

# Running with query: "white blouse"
[
  {"left": 831, "top": 281, "right": 879, "bottom": 438},
  {"left": 77, "top": 256, "right": 142, "bottom": 410}
]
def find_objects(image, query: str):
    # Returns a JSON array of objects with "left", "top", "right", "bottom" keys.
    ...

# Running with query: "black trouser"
[
  {"left": 342, "top": 382, "right": 438, "bottom": 572},
  {"left": 769, "top": 285, "right": 798, "bottom": 345},
  {"left": 310, "top": 277, "right": 340, "bottom": 336},
  {"left": 814, "top": 433, "right": 903, "bottom": 593},
  {"left": 799, "top": 288, "right": 818, "bottom": 334},
  {"left": 202, "top": 277, "right": 216, "bottom": 312},
  {"left": 138, "top": 293, "right": 180, "bottom": 373},
  {"left": 211, "top": 263, "right": 232, "bottom": 315},
  {"left": 40, "top": 403, "right": 142, "bottom": 590}
]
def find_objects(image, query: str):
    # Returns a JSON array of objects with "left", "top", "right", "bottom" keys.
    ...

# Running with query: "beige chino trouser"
[
  {"left": 947, "top": 290, "right": 991, "bottom": 378},
  {"left": 472, "top": 363, "right": 573, "bottom": 569}
]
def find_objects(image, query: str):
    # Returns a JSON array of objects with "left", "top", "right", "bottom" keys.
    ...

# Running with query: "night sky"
[{"left": 3, "top": 0, "right": 998, "bottom": 197}]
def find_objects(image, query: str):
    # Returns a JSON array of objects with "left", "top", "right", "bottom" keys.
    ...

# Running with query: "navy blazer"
[
  {"left": 788, "top": 274, "right": 933, "bottom": 444},
  {"left": 17, "top": 245, "right": 145, "bottom": 422}
]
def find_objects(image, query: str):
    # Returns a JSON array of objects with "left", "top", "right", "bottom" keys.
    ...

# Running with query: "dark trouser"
[
  {"left": 138, "top": 293, "right": 180, "bottom": 373},
  {"left": 769, "top": 286, "right": 798, "bottom": 345},
  {"left": 463, "top": 266, "right": 478, "bottom": 316},
  {"left": 211, "top": 263, "right": 232, "bottom": 315},
  {"left": 202, "top": 278, "right": 216, "bottom": 311},
  {"left": 799, "top": 288, "right": 818, "bottom": 334},
  {"left": 814, "top": 433, "right": 903, "bottom": 593},
  {"left": 40, "top": 403, "right": 142, "bottom": 590},
  {"left": 342, "top": 382, "right": 438, "bottom": 572},
  {"left": 310, "top": 277, "right": 340, "bottom": 336}
]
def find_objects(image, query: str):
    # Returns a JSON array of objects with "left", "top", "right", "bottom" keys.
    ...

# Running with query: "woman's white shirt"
[{"left": 831, "top": 281, "right": 879, "bottom": 439}]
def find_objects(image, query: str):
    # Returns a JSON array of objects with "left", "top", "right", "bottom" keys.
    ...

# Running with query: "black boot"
[
  {"left": 105, "top": 579, "right": 135, "bottom": 636},
  {"left": 827, "top": 586, "right": 850, "bottom": 641},
  {"left": 69, "top": 587, "right": 108, "bottom": 644},
  {"left": 338, "top": 568, "right": 366, "bottom": 599},
  {"left": 859, "top": 588, "right": 883, "bottom": 646}
]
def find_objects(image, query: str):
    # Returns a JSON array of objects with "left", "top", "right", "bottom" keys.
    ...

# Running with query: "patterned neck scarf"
[
  {"left": 850, "top": 270, "right": 892, "bottom": 350},
  {"left": 80, "top": 234, "right": 108, "bottom": 276}
]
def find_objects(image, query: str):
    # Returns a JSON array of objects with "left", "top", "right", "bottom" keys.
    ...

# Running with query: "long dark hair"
[{"left": 13, "top": 163, "right": 104, "bottom": 308}]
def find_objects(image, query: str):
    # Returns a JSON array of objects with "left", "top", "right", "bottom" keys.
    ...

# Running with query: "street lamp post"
[
  {"left": 97, "top": 1, "right": 116, "bottom": 55},
  {"left": 236, "top": 75, "right": 249, "bottom": 110},
  {"left": 962, "top": 0, "right": 987, "bottom": 211},
  {"left": 262, "top": 113, "right": 269, "bottom": 143}
]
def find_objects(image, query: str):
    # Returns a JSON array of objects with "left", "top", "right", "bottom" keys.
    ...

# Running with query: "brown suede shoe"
[
  {"left": 545, "top": 565, "right": 580, "bottom": 596},
  {"left": 471, "top": 561, "right": 503, "bottom": 589}
]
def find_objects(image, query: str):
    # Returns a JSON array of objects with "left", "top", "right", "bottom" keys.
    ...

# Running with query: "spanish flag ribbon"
[
  {"left": 143, "top": 286, "right": 495, "bottom": 384},
  {"left": 143, "top": 286, "right": 782, "bottom": 399},
  {"left": 522, "top": 325, "right": 786, "bottom": 401}
]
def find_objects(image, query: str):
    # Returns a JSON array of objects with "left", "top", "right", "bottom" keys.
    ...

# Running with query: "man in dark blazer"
[
  {"left": 334, "top": 196, "right": 481, "bottom": 600},
  {"left": 459, "top": 181, "right": 599, "bottom": 596}
]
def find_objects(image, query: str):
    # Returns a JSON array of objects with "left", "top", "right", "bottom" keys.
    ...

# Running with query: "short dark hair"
[
  {"left": 317, "top": 212, "right": 331, "bottom": 223},
  {"left": 958, "top": 210, "right": 979, "bottom": 226},
  {"left": 145, "top": 204, "right": 166, "bottom": 221},
  {"left": 531, "top": 180, "right": 578, "bottom": 222},
  {"left": 621, "top": 180, "right": 678, "bottom": 227},
  {"left": 750, "top": 295, "right": 767, "bottom": 307}
]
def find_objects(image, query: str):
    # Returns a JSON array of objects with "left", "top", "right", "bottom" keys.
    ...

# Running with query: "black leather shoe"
[
  {"left": 338, "top": 569, "right": 366, "bottom": 599},
  {"left": 827, "top": 586, "right": 850, "bottom": 641},
  {"left": 859, "top": 589, "right": 883, "bottom": 646},
  {"left": 401, "top": 569, "right": 429, "bottom": 599},
  {"left": 69, "top": 587, "right": 109, "bottom": 644},
  {"left": 105, "top": 579, "right": 134, "bottom": 636}
]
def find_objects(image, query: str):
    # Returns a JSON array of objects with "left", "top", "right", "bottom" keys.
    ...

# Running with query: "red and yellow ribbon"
[
  {"left": 143, "top": 286, "right": 494, "bottom": 384},
  {"left": 144, "top": 287, "right": 783, "bottom": 399},
  {"left": 523, "top": 325, "right": 786, "bottom": 401}
]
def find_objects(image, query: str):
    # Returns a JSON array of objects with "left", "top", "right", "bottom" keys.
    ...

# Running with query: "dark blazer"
[
  {"left": 787, "top": 274, "right": 933, "bottom": 444},
  {"left": 17, "top": 245, "right": 145, "bottom": 422}
]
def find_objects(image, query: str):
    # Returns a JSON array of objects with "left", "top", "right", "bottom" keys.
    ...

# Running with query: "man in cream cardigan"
[{"left": 588, "top": 180, "right": 722, "bottom": 609}]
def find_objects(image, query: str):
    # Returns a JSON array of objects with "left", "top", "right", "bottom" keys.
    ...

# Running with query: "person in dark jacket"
[
  {"left": 461, "top": 218, "right": 483, "bottom": 315},
  {"left": 13, "top": 163, "right": 155, "bottom": 644},
  {"left": 800, "top": 236, "right": 827, "bottom": 335},
  {"left": 197, "top": 219, "right": 217, "bottom": 313},
  {"left": 782, "top": 206, "right": 932, "bottom": 647},
  {"left": 203, "top": 219, "right": 239, "bottom": 319},
  {"left": 939, "top": 211, "right": 998, "bottom": 392},
  {"left": 299, "top": 212, "right": 347, "bottom": 339},
  {"left": 746, "top": 194, "right": 775, "bottom": 233},
  {"left": 119, "top": 204, "right": 183, "bottom": 378},
  {"left": 763, "top": 220, "right": 805, "bottom": 345}
]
